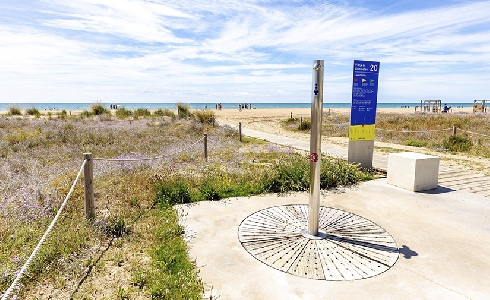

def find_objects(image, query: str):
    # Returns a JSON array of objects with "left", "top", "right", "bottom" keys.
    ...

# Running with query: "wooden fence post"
[
  {"left": 83, "top": 153, "right": 95, "bottom": 220},
  {"left": 452, "top": 126, "right": 457, "bottom": 136},
  {"left": 204, "top": 133, "right": 208, "bottom": 162},
  {"left": 239, "top": 122, "right": 242, "bottom": 142}
]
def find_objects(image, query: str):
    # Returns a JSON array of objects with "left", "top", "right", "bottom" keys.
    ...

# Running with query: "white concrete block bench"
[{"left": 387, "top": 152, "right": 440, "bottom": 192}]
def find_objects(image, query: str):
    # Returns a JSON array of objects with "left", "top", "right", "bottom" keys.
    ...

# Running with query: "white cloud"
[
  {"left": 0, "top": 0, "right": 489, "bottom": 103},
  {"left": 41, "top": 0, "right": 193, "bottom": 43}
]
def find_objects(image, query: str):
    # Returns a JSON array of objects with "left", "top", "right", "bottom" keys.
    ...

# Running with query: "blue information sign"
[{"left": 350, "top": 60, "right": 380, "bottom": 126}]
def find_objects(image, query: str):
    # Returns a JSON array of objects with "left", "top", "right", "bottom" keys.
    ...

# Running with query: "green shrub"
[
  {"left": 298, "top": 118, "right": 311, "bottom": 131},
  {"left": 155, "top": 181, "right": 192, "bottom": 206},
  {"left": 265, "top": 155, "right": 309, "bottom": 193},
  {"left": 176, "top": 103, "right": 192, "bottom": 119},
  {"left": 320, "top": 157, "right": 373, "bottom": 188},
  {"left": 155, "top": 154, "right": 374, "bottom": 203},
  {"left": 284, "top": 117, "right": 297, "bottom": 124},
  {"left": 91, "top": 103, "right": 110, "bottom": 116},
  {"left": 404, "top": 139, "right": 428, "bottom": 147},
  {"left": 198, "top": 179, "right": 221, "bottom": 201},
  {"left": 26, "top": 107, "right": 41, "bottom": 118},
  {"left": 193, "top": 110, "right": 215, "bottom": 125},
  {"left": 134, "top": 108, "right": 151, "bottom": 118},
  {"left": 154, "top": 109, "right": 175, "bottom": 118},
  {"left": 263, "top": 155, "right": 373, "bottom": 194},
  {"left": 443, "top": 135, "right": 473, "bottom": 152},
  {"left": 58, "top": 110, "right": 68, "bottom": 120},
  {"left": 115, "top": 107, "right": 132, "bottom": 119},
  {"left": 80, "top": 110, "right": 93, "bottom": 118},
  {"left": 8, "top": 106, "right": 22, "bottom": 116}
]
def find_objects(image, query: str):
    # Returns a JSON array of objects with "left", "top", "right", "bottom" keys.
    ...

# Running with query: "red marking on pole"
[{"left": 310, "top": 153, "right": 319, "bottom": 162}]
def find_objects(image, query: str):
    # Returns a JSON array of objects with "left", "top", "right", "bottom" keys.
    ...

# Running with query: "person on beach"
[{"left": 443, "top": 104, "right": 450, "bottom": 113}]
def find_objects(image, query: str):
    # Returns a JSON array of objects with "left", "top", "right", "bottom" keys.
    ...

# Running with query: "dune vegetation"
[
  {"left": 1, "top": 106, "right": 373, "bottom": 299},
  {"left": 283, "top": 112, "right": 490, "bottom": 158}
]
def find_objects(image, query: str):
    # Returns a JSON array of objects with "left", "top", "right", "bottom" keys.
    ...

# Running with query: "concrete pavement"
[
  {"left": 180, "top": 180, "right": 490, "bottom": 299},
  {"left": 179, "top": 126, "right": 490, "bottom": 299}
]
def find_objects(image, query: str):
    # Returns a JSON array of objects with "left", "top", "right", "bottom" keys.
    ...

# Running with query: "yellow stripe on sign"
[{"left": 349, "top": 124, "right": 376, "bottom": 141}]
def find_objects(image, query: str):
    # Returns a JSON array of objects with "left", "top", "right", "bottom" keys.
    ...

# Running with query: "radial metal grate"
[{"left": 238, "top": 205, "right": 399, "bottom": 280}]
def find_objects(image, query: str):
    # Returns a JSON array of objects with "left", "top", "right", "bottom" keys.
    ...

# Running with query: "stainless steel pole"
[{"left": 308, "top": 60, "right": 324, "bottom": 236}]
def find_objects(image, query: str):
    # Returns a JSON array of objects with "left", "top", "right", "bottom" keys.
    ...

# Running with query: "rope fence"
[
  {"left": 324, "top": 122, "right": 349, "bottom": 127},
  {"left": 92, "top": 136, "right": 206, "bottom": 162},
  {"left": 230, "top": 121, "right": 490, "bottom": 141},
  {"left": 286, "top": 111, "right": 490, "bottom": 138},
  {"left": 376, "top": 127, "right": 453, "bottom": 133},
  {"left": 458, "top": 129, "right": 490, "bottom": 138},
  {"left": 375, "top": 126, "right": 490, "bottom": 139},
  {"left": 218, "top": 122, "right": 242, "bottom": 140},
  {"left": 1, "top": 131, "right": 226, "bottom": 299},
  {"left": 1, "top": 160, "right": 87, "bottom": 300}
]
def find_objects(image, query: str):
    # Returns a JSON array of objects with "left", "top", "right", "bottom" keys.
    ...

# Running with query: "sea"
[{"left": 0, "top": 102, "right": 474, "bottom": 111}]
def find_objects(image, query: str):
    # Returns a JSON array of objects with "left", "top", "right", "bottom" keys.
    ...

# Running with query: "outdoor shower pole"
[{"left": 308, "top": 60, "right": 324, "bottom": 236}]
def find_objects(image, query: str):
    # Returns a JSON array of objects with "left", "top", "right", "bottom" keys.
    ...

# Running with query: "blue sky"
[{"left": 1, "top": 0, "right": 489, "bottom": 104}]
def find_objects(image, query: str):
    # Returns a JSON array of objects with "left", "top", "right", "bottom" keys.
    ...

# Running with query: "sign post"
[{"left": 348, "top": 60, "right": 380, "bottom": 168}]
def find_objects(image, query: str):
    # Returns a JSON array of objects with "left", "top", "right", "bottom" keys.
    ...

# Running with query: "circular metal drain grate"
[{"left": 238, "top": 205, "right": 399, "bottom": 280}]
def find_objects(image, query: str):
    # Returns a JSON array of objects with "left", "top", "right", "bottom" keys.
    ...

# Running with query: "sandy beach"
[
  {"left": 0, "top": 105, "right": 475, "bottom": 117},
  {"left": 211, "top": 106, "right": 476, "bottom": 143}
]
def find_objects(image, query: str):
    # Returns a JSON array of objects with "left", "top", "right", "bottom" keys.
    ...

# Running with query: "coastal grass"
[
  {"left": 134, "top": 108, "right": 151, "bottom": 118},
  {"left": 153, "top": 108, "right": 175, "bottom": 118},
  {"left": 26, "top": 108, "right": 41, "bottom": 118},
  {"left": 176, "top": 103, "right": 192, "bottom": 119},
  {"left": 193, "top": 109, "right": 215, "bottom": 125},
  {"left": 91, "top": 103, "right": 111, "bottom": 116},
  {"left": 0, "top": 114, "right": 373, "bottom": 299},
  {"left": 8, "top": 106, "right": 22, "bottom": 116},
  {"left": 115, "top": 107, "right": 132, "bottom": 119},
  {"left": 375, "top": 113, "right": 490, "bottom": 157}
]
